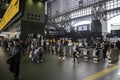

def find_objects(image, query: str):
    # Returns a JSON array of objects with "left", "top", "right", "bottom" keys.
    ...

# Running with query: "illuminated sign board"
[
  {"left": 77, "top": 25, "right": 88, "bottom": 31},
  {"left": 0, "top": 0, "right": 19, "bottom": 30}
]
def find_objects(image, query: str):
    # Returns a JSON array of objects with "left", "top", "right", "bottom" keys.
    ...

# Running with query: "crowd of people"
[
  {"left": 1, "top": 38, "right": 120, "bottom": 62},
  {"left": 0, "top": 38, "right": 120, "bottom": 80}
]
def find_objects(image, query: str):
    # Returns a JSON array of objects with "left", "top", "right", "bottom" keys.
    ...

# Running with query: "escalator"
[{"left": 45, "top": 18, "right": 66, "bottom": 38}]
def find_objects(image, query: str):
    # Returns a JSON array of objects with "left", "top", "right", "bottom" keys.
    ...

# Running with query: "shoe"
[
  {"left": 77, "top": 60, "right": 80, "bottom": 63},
  {"left": 73, "top": 60, "right": 75, "bottom": 63},
  {"left": 14, "top": 76, "right": 18, "bottom": 80},
  {"left": 14, "top": 78, "right": 18, "bottom": 80}
]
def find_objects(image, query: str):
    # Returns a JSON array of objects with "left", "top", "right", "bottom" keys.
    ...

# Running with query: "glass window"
[
  {"left": 114, "top": 3, "right": 117, "bottom": 8},
  {"left": 111, "top": 12, "right": 114, "bottom": 17},
  {"left": 118, "top": 1, "right": 120, "bottom": 7},
  {"left": 111, "top": 5, "right": 114, "bottom": 9},
  {"left": 114, "top": 11, "right": 117, "bottom": 16}
]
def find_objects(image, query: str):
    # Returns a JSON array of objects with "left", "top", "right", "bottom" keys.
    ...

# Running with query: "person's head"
[{"left": 13, "top": 39, "right": 20, "bottom": 46}]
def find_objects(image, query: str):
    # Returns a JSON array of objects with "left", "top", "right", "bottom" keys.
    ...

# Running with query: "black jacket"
[
  {"left": 12, "top": 45, "right": 22, "bottom": 62},
  {"left": 7, "top": 45, "right": 22, "bottom": 73}
]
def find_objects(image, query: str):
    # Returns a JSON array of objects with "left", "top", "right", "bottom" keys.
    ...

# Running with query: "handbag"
[{"left": 7, "top": 57, "right": 15, "bottom": 73}]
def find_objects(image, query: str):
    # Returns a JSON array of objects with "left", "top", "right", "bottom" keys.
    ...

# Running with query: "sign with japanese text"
[{"left": 0, "top": 0, "right": 19, "bottom": 30}]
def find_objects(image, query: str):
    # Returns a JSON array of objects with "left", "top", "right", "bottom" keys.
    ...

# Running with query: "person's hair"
[{"left": 13, "top": 38, "right": 20, "bottom": 43}]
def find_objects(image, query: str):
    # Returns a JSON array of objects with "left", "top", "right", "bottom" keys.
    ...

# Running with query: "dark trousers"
[
  {"left": 73, "top": 52, "right": 78, "bottom": 62},
  {"left": 103, "top": 49, "right": 107, "bottom": 60},
  {"left": 14, "top": 61, "right": 20, "bottom": 80}
]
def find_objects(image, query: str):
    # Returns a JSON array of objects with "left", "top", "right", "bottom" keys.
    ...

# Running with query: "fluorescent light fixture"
[
  {"left": 0, "top": 34, "right": 7, "bottom": 36},
  {"left": 1, "top": 32, "right": 10, "bottom": 34},
  {"left": 73, "top": 21, "right": 91, "bottom": 27}
]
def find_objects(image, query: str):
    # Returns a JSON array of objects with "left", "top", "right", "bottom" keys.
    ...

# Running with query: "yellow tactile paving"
[{"left": 83, "top": 65, "right": 119, "bottom": 80}]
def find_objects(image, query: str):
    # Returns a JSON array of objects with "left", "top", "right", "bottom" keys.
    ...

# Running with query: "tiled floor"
[{"left": 0, "top": 47, "right": 120, "bottom": 80}]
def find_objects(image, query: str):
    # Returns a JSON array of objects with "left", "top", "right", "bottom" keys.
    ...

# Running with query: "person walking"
[{"left": 72, "top": 43, "right": 79, "bottom": 62}]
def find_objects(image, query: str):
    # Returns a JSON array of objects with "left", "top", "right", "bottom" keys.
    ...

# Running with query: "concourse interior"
[
  {"left": 0, "top": 47, "right": 120, "bottom": 80},
  {"left": 0, "top": 0, "right": 120, "bottom": 80}
]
